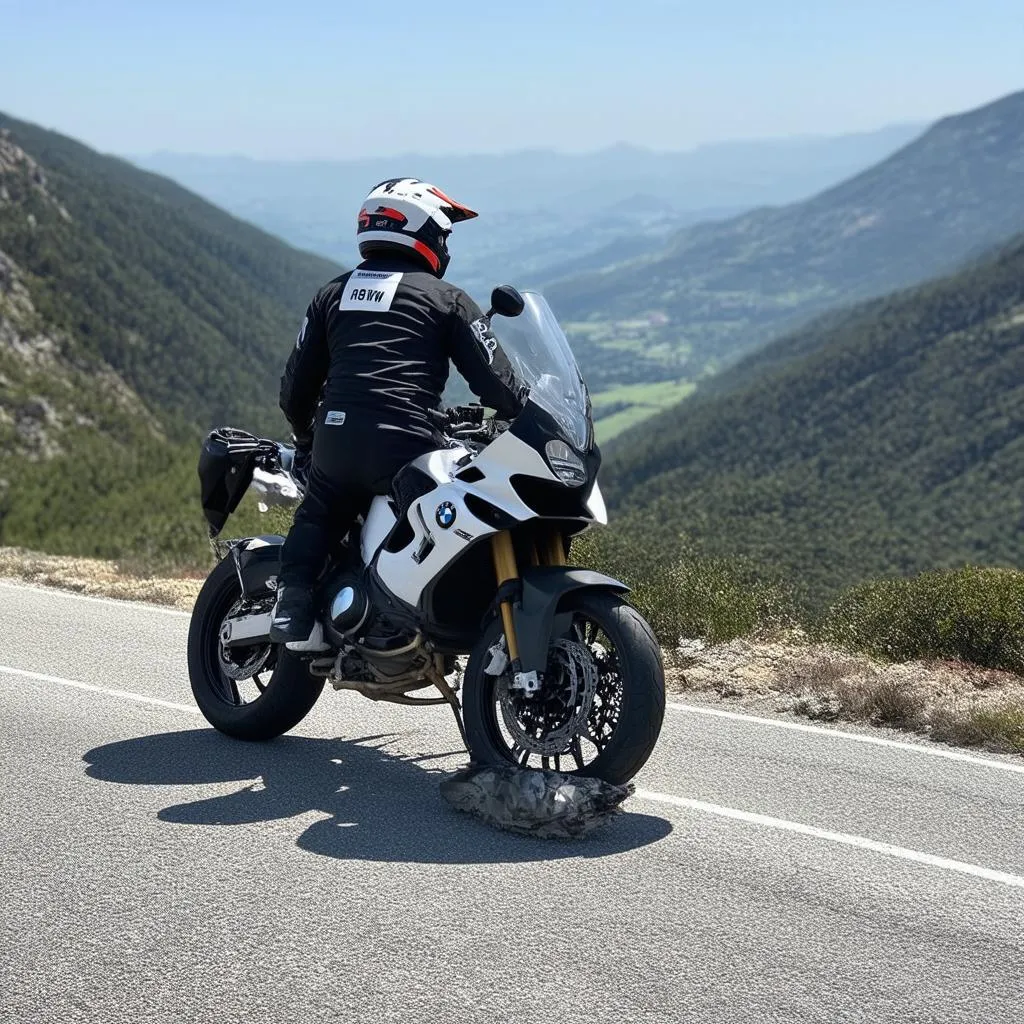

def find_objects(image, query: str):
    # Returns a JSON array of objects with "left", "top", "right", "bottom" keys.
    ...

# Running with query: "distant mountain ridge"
[
  {"left": 133, "top": 123, "right": 923, "bottom": 217},
  {"left": 131, "top": 123, "right": 922, "bottom": 297},
  {"left": 544, "top": 88, "right": 1024, "bottom": 392}
]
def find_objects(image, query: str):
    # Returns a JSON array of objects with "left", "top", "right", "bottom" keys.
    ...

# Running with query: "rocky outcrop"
[
  {"left": 0, "top": 129, "right": 72, "bottom": 221},
  {"left": 0, "top": 247, "right": 154, "bottom": 459}
]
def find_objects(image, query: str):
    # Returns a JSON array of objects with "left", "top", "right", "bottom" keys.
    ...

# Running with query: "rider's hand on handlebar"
[
  {"left": 288, "top": 433, "right": 312, "bottom": 488},
  {"left": 446, "top": 403, "right": 485, "bottom": 427}
]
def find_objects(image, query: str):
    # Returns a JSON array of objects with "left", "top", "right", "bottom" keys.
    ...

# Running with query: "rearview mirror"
[{"left": 488, "top": 285, "right": 525, "bottom": 319}]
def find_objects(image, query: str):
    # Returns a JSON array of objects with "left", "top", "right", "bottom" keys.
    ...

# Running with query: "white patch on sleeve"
[
  {"left": 295, "top": 315, "right": 309, "bottom": 349},
  {"left": 339, "top": 270, "right": 403, "bottom": 311},
  {"left": 325, "top": 411, "right": 347, "bottom": 426},
  {"left": 470, "top": 317, "right": 498, "bottom": 364}
]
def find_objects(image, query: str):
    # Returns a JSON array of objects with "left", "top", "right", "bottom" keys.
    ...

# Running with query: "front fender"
[{"left": 512, "top": 566, "right": 630, "bottom": 674}]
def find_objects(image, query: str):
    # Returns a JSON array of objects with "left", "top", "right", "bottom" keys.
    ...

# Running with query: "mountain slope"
[
  {"left": 0, "top": 112, "right": 342, "bottom": 434},
  {"left": 602, "top": 231, "right": 1024, "bottom": 598},
  {"left": 545, "top": 89, "right": 1024, "bottom": 392},
  {"left": 0, "top": 114, "right": 343, "bottom": 565}
]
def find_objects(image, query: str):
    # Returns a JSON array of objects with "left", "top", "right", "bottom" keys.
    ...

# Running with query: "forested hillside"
[
  {"left": 0, "top": 112, "right": 341, "bottom": 431},
  {"left": 545, "top": 89, "right": 1024, "bottom": 407},
  {"left": 602, "top": 232, "right": 1024, "bottom": 598},
  {"left": 0, "top": 113, "right": 343, "bottom": 564}
]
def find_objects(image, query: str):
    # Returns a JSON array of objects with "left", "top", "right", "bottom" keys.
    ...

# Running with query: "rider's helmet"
[{"left": 356, "top": 177, "right": 478, "bottom": 278}]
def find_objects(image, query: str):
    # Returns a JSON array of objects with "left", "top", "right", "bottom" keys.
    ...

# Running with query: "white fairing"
[
  {"left": 586, "top": 481, "right": 608, "bottom": 525},
  {"left": 344, "top": 291, "right": 606, "bottom": 613},
  {"left": 360, "top": 493, "right": 399, "bottom": 565},
  {"left": 360, "top": 429, "right": 581, "bottom": 610}
]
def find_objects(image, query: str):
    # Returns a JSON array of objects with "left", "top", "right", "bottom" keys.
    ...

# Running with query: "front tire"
[
  {"left": 462, "top": 590, "right": 665, "bottom": 785},
  {"left": 187, "top": 556, "right": 325, "bottom": 741}
]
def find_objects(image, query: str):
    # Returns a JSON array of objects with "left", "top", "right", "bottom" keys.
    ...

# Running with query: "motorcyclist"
[{"left": 270, "top": 177, "right": 525, "bottom": 649}]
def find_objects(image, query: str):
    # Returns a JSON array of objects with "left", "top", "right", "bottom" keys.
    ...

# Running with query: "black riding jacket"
[{"left": 279, "top": 255, "right": 524, "bottom": 446}]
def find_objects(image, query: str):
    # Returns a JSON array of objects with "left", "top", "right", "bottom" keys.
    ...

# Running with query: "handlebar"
[
  {"left": 245, "top": 403, "right": 499, "bottom": 478},
  {"left": 251, "top": 438, "right": 289, "bottom": 472},
  {"left": 435, "top": 403, "right": 485, "bottom": 429},
  {"left": 438, "top": 404, "right": 511, "bottom": 448}
]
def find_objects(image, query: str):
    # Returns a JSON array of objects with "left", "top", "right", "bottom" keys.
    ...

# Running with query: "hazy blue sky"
[{"left": 2, "top": 0, "right": 1022, "bottom": 158}]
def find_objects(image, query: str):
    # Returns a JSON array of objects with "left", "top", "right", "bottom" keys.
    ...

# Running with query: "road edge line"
[
  {"left": 0, "top": 579, "right": 192, "bottom": 617},
  {"left": 667, "top": 701, "right": 1024, "bottom": 775},
  {"left": 0, "top": 664, "right": 200, "bottom": 714},
  {"left": 6, "top": 662, "right": 1023, "bottom": 890},
  {"left": 634, "top": 788, "right": 1024, "bottom": 890}
]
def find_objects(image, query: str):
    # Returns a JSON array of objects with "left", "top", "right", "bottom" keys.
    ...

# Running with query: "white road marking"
[
  {"left": 0, "top": 664, "right": 199, "bottom": 714},
  {"left": 634, "top": 789, "right": 1024, "bottom": 889},
  {"left": 0, "top": 579, "right": 191, "bottom": 617},
  {"left": 4, "top": 662, "right": 1022, "bottom": 890},
  {"left": 668, "top": 701, "right": 1024, "bottom": 775},
  {"left": 4, "top": 581, "right": 1020, "bottom": 774}
]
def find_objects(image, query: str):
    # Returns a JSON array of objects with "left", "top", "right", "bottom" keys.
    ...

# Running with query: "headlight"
[{"left": 545, "top": 440, "right": 587, "bottom": 486}]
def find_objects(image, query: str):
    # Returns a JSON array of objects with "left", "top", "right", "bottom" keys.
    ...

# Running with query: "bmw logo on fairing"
[{"left": 435, "top": 501, "right": 457, "bottom": 529}]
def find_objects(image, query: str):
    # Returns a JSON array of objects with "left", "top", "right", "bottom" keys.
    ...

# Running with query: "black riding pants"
[{"left": 278, "top": 411, "right": 436, "bottom": 589}]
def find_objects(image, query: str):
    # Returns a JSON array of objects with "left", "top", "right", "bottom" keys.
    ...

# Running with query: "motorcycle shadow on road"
[{"left": 82, "top": 728, "right": 672, "bottom": 864}]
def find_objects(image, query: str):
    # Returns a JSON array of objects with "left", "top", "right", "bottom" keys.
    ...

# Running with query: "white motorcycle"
[{"left": 188, "top": 287, "right": 664, "bottom": 784}]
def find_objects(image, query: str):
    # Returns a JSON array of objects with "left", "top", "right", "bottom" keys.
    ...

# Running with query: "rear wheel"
[
  {"left": 462, "top": 590, "right": 665, "bottom": 785},
  {"left": 187, "top": 556, "right": 324, "bottom": 740}
]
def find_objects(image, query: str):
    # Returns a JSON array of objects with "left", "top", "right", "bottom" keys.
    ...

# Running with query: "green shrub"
[
  {"left": 572, "top": 526, "right": 797, "bottom": 645},
  {"left": 228, "top": 496, "right": 296, "bottom": 544},
  {"left": 818, "top": 566, "right": 1024, "bottom": 675},
  {"left": 929, "top": 702, "right": 1024, "bottom": 753}
]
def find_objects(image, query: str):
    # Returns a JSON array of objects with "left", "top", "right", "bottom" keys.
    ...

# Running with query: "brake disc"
[
  {"left": 498, "top": 639, "right": 599, "bottom": 757},
  {"left": 585, "top": 644, "right": 624, "bottom": 749}
]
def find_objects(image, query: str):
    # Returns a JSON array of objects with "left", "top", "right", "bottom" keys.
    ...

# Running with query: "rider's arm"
[
  {"left": 279, "top": 292, "right": 329, "bottom": 444},
  {"left": 447, "top": 292, "right": 524, "bottom": 420}
]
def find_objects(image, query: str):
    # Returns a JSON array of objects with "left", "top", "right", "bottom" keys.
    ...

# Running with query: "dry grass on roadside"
[
  {"left": 667, "top": 632, "right": 1024, "bottom": 756},
  {"left": 0, "top": 546, "right": 202, "bottom": 611}
]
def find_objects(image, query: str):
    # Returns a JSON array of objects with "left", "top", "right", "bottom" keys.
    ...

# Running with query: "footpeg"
[{"left": 284, "top": 620, "right": 331, "bottom": 653}]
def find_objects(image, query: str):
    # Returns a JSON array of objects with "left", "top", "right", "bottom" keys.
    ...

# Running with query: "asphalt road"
[{"left": 1, "top": 580, "right": 1022, "bottom": 1024}]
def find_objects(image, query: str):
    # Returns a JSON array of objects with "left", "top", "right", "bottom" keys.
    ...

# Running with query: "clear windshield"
[{"left": 492, "top": 291, "right": 591, "bottom": 450}]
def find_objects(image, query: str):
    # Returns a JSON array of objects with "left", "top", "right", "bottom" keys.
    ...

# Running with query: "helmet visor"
[{"left": 427, "top": 185, "right": 478, "bottom": 222}]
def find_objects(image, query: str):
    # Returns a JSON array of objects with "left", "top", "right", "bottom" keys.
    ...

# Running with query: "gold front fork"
[
  {"left": 491, "top": 530, "right": 521, "bottom": 662},
  {"left": 540, "top": 530, "right": 566, "bottom": 567},
  {"left": 491, "top": 527, "right": 567, "bottom": 662}
]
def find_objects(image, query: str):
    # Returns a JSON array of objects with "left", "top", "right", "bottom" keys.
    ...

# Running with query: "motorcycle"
[{"left": 188, "top": 286, "right": 665, "bottom": 785}]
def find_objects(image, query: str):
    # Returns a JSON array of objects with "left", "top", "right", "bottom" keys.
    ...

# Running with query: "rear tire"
[
  {"left": 462, "top": 589, "right": 665, "bottom": 785},
  {"left": 187, "top": 556, "right": 325, "bottom": 741}
]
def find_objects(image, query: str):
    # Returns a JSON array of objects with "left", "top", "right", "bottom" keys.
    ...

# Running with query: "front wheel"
[
  {"left": 462, "top": 590, "right": 665, "bottom": 785},
  {"left": 187, "top": 556, "right": 325, "bottom": 741}
]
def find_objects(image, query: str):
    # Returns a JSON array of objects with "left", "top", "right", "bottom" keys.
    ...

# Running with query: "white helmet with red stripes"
[{"left": 356, "top": 177, "right": 478, "bottom": 277}]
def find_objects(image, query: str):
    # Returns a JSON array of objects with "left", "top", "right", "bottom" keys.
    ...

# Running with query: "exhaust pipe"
[{"left": 220, "top": 611, "right": 273, "bottom": 648}]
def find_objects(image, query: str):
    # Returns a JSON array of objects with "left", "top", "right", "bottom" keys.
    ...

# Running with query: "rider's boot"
[{"left": 269, "top": 587, "right": 330, "bottom": 652}]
